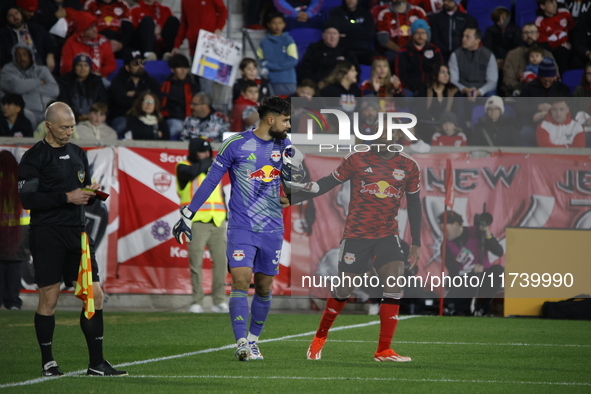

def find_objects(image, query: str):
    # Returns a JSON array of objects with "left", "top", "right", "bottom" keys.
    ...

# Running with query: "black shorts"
[
  {"left": 30, "top": 226, "right": 100, "bottom": 287},
  {"left": 338, "top": 235, "right": 405, "bottom": 275}
]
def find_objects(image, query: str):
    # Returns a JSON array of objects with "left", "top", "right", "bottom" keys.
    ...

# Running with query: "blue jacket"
[{"left": 257, "top": 32, "right": 298, "bottom": 84}]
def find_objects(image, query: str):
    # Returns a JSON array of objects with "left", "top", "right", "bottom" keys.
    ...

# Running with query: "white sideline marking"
[
  {"left": 68, "top": 375, "right": 591, "bottom": 387},
  {"left": 0, "top": 317, "right": 413, "bottom": 388},
  {"left": 283, "top": 340, "right": 591, "bottom": 348}
]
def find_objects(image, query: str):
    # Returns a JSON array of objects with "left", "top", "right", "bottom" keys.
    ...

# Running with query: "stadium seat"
[
  {"left": 108, "top": 59, "right": 124, "bottom": 81},
  {"left": 562, "top": 69, "right": 584, "bottom": 95},
  {"left": 359, "top": 64, "right": 372, "bottom": 85},
  {"left": 320, "top": 0, "right": 342, "bottom": 20},
  {"left": 144, "top": 60, "right": 171, "bottom": 85},
  {"left": 515, "top": 0, "right": 539, "bottom": 28},
  {"left": 288, "top": 27, "right": 323, "bottom": 64},
  {"left": 466, "top": 0, "right": 512, "bottom": 33}
]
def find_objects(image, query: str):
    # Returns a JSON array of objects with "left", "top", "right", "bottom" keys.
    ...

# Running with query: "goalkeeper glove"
[
  {"left": 173, "top": 206, "right": 195, "bottom": 245},
  {"left": 281, "top": 145, "right": 305, "bottom": 183}
]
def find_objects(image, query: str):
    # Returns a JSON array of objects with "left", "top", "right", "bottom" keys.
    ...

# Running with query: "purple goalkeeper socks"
[
  {"left": 249, "top": 292, "right": 272, "bottom": 337},
  {"left": 229, "top": 290, "right": 249, "bottom": 341}
]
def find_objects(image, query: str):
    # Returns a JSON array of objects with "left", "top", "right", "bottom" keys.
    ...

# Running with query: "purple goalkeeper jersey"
[{"left": 188, "top": 130, "right": 290, "bottom": 233}]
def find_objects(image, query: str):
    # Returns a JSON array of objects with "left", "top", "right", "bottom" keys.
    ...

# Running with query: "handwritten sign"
[{"left": 191, "top": 29, "right": 242, "bottom": 86}]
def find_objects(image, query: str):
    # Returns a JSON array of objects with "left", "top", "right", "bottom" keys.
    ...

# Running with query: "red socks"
[
  {"left": 377, "top": 301, "right": 400, "bottom": 353},
  {"left": 315, "top": 297, "right": 347, "bottom": 338}
]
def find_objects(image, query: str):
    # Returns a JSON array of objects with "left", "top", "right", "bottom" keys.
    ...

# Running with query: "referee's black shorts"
[
  {"left": 30, "top": 226, "right": 100, "bottom": 287},
  {"left": 338, "top": 234, "right": 405, "bottom": 275}
]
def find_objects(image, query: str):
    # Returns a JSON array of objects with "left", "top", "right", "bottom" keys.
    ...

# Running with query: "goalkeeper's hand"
[
  {"left": 173, "top": 206, "right": 195, "bottom": 245},
  {"left": 281, "top": 145, "right": 305, "bottom": 183}
]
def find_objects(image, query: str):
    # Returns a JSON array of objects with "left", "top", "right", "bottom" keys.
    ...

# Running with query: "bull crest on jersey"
[
  {"left": 78, "top": 171, "right": 85, "bottom": 183},
  {"left": 392, "top": 169, "right": 405, "bottom": 180}
]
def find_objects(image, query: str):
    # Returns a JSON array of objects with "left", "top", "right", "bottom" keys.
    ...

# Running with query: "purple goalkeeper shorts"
[{"left": 226, "top": 228, "right": 284, "bottom": 276}]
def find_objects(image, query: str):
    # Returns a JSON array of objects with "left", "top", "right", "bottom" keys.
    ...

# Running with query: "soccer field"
[{"left": 1, "top": 311, "right": 590, "bottom": 393}]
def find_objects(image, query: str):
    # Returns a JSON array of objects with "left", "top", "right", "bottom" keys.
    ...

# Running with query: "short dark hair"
[
  {"left": 298, "top": 79, "right": 316, "bottom": 90},
  {"left": 265, "top": 11, "right": 285, "bottom": 26},
  {"left": 90, "top": 102, "right": 108, "bottom": 114},
  {"left": 490, "top": 7, "right": 510, "bottom": 23},
  {"left": 1, "top": 93, "right": 25, "bottom": 110},
  {"left": 550, "top": 97, "right": 569, "bottom": 107},
  {"left": 527, "top": 45, "right": 545, "bottom": 58},
  {"left": 257, "top": 96, "right": 291, "bottom": 119},
  {"left": 240, "top": 79, "right": 258, "bottom": 93},
  {"left": 465, "top": 27, "right": 482, "bottom": 41},
  {"left": 239, "top": 57, "right": 257, "bottom": 71},
  {"left": 438, "top": 210, "right": 464, "bottom": 225},
  {"left": 168, "top": 53, "right": 190, "bottom": 69},
  {"left": 537, "top": 0, "right": 553, "bottom": 7}
]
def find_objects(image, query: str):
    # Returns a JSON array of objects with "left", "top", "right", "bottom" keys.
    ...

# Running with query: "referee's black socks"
[
  {"left": 80, "top": 309, "right": 104, "bottom": 367},
  {"left": 35, "top": 313, "right": 56, "bottom": 366}
]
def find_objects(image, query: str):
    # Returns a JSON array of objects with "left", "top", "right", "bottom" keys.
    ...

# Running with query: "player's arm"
[
  {"left": 406, "top": 190, "right": 422, "bottom": 269},
  {"left": 176, "top": 158, "right": 213, "bottom": 190},
  {"left": 288, "top": 173, "right": 343, "bottom": 205}
]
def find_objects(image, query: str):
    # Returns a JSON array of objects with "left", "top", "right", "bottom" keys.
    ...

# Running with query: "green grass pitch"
[{"left": 1, "top": 311, "right": 590, "bottom": 393}]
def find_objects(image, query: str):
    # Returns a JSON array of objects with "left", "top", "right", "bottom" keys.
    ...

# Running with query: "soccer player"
[
  {"left": 288, "top": 127, "right": 422, "bottom": 362},
  {"left": 172, "top": 96, "right": 293, "bottom": 361}
]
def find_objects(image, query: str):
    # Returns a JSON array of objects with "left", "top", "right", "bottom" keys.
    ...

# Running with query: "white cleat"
[
  {"left": 235, "top": 338, "right": 250, "bottom": 361},
  {"left": 248, "top": 341, "right": 264, "bottom": 360},
  {"left": 374, "top": 349, "right": 412, "bottom": 362}
]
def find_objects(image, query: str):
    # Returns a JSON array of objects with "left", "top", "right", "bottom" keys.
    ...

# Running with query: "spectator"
[
  {"left": 288, "top": 78, "right": 316, "bottom": 100},
  {"left": 0, "top": 7, "right": 57, "bottom": 70},
  {"left": 431, "top": 111, "right": 467, "bottom": 146},
  {"left": 75, "top": 102, "right": 118, "bottom": 140},
  {"left": 409, "top": 0, "right": 443, "bottom": 15},
  {"left": 557, "top": 0, "right": 591, "bottom": 20},
  {"left": 482, "top": 6, "right": 521, "bottom": 71},
  {"left": 1, "top": 43, "right": 59, "bottom": 124},
  {"left": 232, "top": 58, "right": 271, "bottom": 103},
  {"left": 123, "top": 90, "right": 169, "bottom": 140},
  {"left": 108, "top": 50, "right": 162, "bottom": 135},
  {"left": 0, "top": 93, "right": 33, "bottom": 137},
  {"left": 84, "top": 0, "right": 133, "bottom": 59},
  {"left": 519, "top": 46, "right": 547, "bottom": 86},
  {"left": 574, "top": 62, "right": 591, "bottom": 98},
  {"left": 535, "top": 0, "right": 575, "bottom": 74},
  {"left": 376, "top": 0, "right": 427, "bottom": 63},
  {"left": 536, "top": 98, "right": 585, "bottom": 147},
  {"left": 60, "top": 11, "right": 117, "bottom": 78},
  {"left": 273, "top": 0, "right": 323, "bottom": 30},
  {"left": 472, "top": 95, "right": 520, "bottom": 147},
  {"left": 320, "top": 61, "right": 361, "bottom": 113},
  {"left": 299, "top": 24, "right": 357, "bottom": 90},
  {"left": 173, "top": 0, "right": 227, "bottom": 57},
  {"left": 231, "top": 80, "right": 260, "bottom": 132},
  {"left": 57, "top": 53, "right": 108, "bottom": 122},
  {"left": 326, "top": 0, "right": 376, "bottom": 65},
  {"left": 360, "top": 56, "right": 403, "bottom": 99},
  {"left": 573, "top": 9, "right": 591, "bottom": 69},
  {"left": 358, "top": 98, "right": 380, "bottom": 135},
  {"left": 448, "top": 27, "right": 498, "bottom": 98},
  {"left": 502, "top": 23, "right": 557, "bottom": 96},
  {"left": 416, "top": 64, "right": 458, "bottom": 141},
  {"left": 130, "top": 0, "right": 180, "bottom": 60},
  {"left": 160, "top": 53, "right": 200, "bottom": 141},
  {"left": 519, "top": 58, "right": 570, "bottom": 145},
  {"left": 257, "top": 12, "right": 298, "bottom": 96},
  {"left": 180, "top": 92, "right": 230, "bottom": 142},
  {"left": 395, "top": 18, "right": 443, "bottom": 96},
  {"left": 288, "top": 78, "right": 316, "bottom": 132},
  {"left": 429, "top": 0, "right": 477, "bottom": 61},
  {"left": 573, "top": 63, "right": 591, "bottom": 146},
  {"left": 17, "top": 0, "right": 82, "bottom": 33}
]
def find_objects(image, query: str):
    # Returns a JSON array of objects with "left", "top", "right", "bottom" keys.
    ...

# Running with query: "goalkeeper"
[{"left": 173, "top": 96, "right": 295, "bottom": 361}]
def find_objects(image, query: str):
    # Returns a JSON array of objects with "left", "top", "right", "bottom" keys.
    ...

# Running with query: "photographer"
[{"left": 439, "top": 210, "right": 504, "bottom": 316}]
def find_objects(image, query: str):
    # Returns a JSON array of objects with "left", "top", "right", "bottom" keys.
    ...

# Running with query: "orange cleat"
[
  {"left": 374, "top": 349, "right": 412, "bottom": 362},
  {"left": 306, "top": 336, "right": 327, "bottom": 360}
]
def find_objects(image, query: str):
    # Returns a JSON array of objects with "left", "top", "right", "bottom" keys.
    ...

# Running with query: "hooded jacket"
[
  {"left": 536, "top": 110, "right": 585, "bottom": 148},
  {"left": 257, "top": 32, "right": 298, "bottom": 85},
  {"left": 0, "top": 43, "right": 59, "bottom": 123},
  {"left": 60, "top": 11, "right": 117, "bottom": 77},
  {"left": 429, "top": 7, "right": 478, "bottom": 60},
  {"left": 0, "top": 17, "right": 57, "bottom": 68},
  {"left": 327, "top": 1, "right": 375, "bottom": 52}
]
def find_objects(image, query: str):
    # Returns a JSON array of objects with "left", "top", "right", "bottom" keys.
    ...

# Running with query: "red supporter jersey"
[
  {"left": 130, "top": 0, "right": 173, "bottom": 29},
  {"left": 431, "top": 131, "right": 468, "bottom": 147},
  {"left": 376, "top": 5, "right": 428, "bottom": 48},
  {"left": 331, "top": 151, "right": 421, "bottom": 239},
  {"left": 84, "top": 0, "right": 131, "bottom": 32},
  {"left": 535, "top": 9, "right": 575, "bottom": 50}
]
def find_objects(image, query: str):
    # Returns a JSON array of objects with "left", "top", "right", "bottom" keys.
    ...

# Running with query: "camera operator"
[{"left": 439, "top": 210, "right": 504, "bottom": 316}]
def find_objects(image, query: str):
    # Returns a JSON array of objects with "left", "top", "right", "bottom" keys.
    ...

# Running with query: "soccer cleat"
[
  {"left": 248, "top": 341, "right": 264, "bottom": 360},
  {"left": 211, "top": 303, "right": 229, "bottom": 313},
  {"left": 374, "top": 349, "right": 412, "bottom": 362},
  {"left": 42, "top": 360, "right": 64, "bottom": 377},
  {"left": 87, "top": 360, "right": 128, "bottom": 376},
  {"left": 235, "top": 338, "right": 250, "bottom": 361},
  {"left": 306, "top": 336, "right": 327, "bottom": 360}
]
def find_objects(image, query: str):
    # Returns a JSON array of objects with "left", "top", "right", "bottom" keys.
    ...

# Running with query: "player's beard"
[{"left": 269, "top": 126, "right": 288, "bottom": 140}]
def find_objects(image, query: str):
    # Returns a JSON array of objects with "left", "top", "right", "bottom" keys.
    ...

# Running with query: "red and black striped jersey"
[{"left": 332, "top": 151, "right": 420, "bottom": 239}]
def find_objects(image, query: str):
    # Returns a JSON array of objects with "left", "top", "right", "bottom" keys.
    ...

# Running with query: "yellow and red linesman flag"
[{"left": 75, "top": 232, "right": 95, "bottom": 319}]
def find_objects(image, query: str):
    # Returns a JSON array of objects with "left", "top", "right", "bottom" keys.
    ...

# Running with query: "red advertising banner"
[{"left": 291, "top": 153, "right": 591, "bottom": 296}]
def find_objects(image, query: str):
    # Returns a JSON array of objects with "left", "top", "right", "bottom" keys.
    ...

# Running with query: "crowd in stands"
[{"left": 1, "top": 0, "right": 590, "bottom": 148}]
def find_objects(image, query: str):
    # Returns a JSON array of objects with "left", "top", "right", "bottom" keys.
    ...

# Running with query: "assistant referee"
[{"left": 18, "top": 102, "right": 127, "bottom": 377}]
